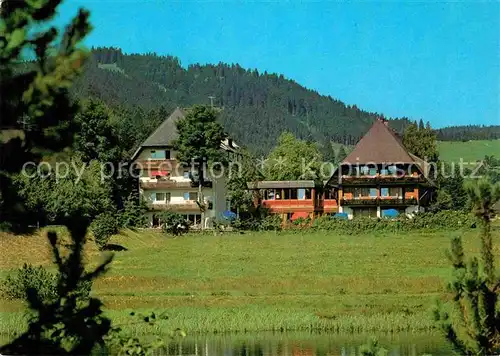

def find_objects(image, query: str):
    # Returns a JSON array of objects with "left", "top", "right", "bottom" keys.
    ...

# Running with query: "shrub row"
[{"left": 310, "top": 211, "right": 477, "bottom": 234}]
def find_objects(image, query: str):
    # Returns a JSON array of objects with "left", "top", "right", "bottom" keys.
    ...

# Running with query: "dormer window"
[{"left": 151, "top": 150, "right": 165, "bottom": 159}]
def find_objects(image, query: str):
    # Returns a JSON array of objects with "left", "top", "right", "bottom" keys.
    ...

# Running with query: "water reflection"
[{"left": 161, "top": 332, "right": 451, "bottom": 356}]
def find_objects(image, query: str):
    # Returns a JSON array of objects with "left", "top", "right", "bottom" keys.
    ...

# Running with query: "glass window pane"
[
  {"left": 359, "top": 188, "right": 369, "bottom": 196},
  {"left": 183, "top": 192, "right": 190, "bottom": 200},
  {"left": 291, "top": 189, "right": 298, "bottom": 199},
  {"left": 381, "top": 188, "right": 389, "bottom": 197},
  {"left": 370, "top": 188, "right": 377, "bottom": 197},
  {"left": 156, "top": 193, "right": 165, "bottom": 201},
  {"left": 298, "top": 189, "right": 305, "bottom": 200},
  {"left": 369, "top": 168, "right": 377, "bottom": 175},
  {"left": 305, "top": 189, "right": 312, "bottom": 199},
  {"left": 189, "top": 192, "right": 198, "bottom": 200}
]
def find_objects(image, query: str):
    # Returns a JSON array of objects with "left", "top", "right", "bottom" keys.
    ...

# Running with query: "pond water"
[{"left": 160, "top": 332, "right": 452, "bottom": 356}]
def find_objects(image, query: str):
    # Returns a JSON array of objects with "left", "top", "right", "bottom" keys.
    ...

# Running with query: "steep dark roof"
[
  {"left": 131, "top": 107, "right": 240, "bottom": 161},
  {"left": 142, "top": 107, "right": 186, "bottom": 147},
  {"left": 342, "top": 119, "right": 415, "bottom": 164}
]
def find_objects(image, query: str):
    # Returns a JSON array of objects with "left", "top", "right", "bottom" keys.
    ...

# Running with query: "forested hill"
[{"left": 71, "top": 47, "right": 499, "bottom": 154}]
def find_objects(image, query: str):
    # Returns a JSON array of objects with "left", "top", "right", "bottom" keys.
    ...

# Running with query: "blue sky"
[{"left": 56, "top": 1, "right": 499, "bottom": 128}]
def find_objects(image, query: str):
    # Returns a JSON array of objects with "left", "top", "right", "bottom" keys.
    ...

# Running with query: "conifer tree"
[
  {"left": 434, "top": 179, "right": 500, "bottom": 355},
  {"left": 1, "top": 0, "right": 114, "bottom": 353}
]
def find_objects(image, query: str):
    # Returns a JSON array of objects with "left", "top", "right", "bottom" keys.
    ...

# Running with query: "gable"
[{"left": 342, "top": 119, "right": 414, "bottom": 164}]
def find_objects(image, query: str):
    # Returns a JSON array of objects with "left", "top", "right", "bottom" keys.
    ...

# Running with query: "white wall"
[{"left": 136, "top": 147, "right": 232, "bottom": 227}]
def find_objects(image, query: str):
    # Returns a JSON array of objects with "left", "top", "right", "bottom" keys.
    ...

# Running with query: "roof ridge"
[{"left": 341, "top": 119, "right": 414, "bottom": 164}]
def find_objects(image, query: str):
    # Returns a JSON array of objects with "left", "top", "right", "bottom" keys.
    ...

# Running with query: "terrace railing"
[
  {"left": 341, "top": 197, "right": 418, "bottom": 206},
  {"left": 340, "top": 175, "right": 427, "bottom": 185}
]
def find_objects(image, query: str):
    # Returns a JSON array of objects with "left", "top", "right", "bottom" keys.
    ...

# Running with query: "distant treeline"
[{"left": 435, "top": 125, "right": 500, "bottom": 141}]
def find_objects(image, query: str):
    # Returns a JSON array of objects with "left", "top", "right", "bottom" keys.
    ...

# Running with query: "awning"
[
  {"left": 151, "top": 170, "right": 169, "bottom": 176},
  {"left": 291, "top": 212, "right": 309, "bottom": 220}
]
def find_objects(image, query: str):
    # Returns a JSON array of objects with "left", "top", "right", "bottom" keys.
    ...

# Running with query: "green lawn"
[
  {"left": 1, "top": 227, "right": 498, "bottom": 337},
  {"left": 438, "top": 139, "right": 500, "bottom": 164}
]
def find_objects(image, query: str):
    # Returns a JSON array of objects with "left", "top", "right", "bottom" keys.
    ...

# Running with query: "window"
[
  {"left": 370, "top": 188, "right": 377, "bottom": 198},
  {"left": 183, "top": 192, "right": 197, "bottom": 200},
  {"left": 298, "top": 189, "right": 306, "bottom": 200},
  {"left": 388, "top": 165, "right": 397, "bottom": 175},
  {"left": 291, "top": 189, "right": 298, "bottom": 199},
  {"left": 360, "top": 166, "right": 369, "bottom": 175},
  {"left": 165, "top": 150, "right": 171, "bottom": 159},
  {"left": 360, "top": 187, "right": 370, "bottom": 197},
  {"left": 369, "top": 167, "right": 377, "bottom": 176},
  {"left": 305, "top": 188, "right": 312, "bottom": 199},
  {"left": 381, "top": 187, "right": 389, "bottom": 197},
  {"left": 380, "top": 168, "right": 388, "bottom": 176},
  {"left": 325, "top": 188, "right": 336, "bottom": 200},
  {"left": 283, "top": 189, "right": 290, "bottom": 200},
  {"left": 155, "top": 192, "right": 165, "bottom": 202},
  {"left": 183, "top": 171, "right": 190, "bottom": 179},
  {"left": 151, "top": 150, "right": 166, "bottom": 159},
  {"left": 389, "top": 187, "right": 402, "bottom": 198},
  {"left": 275, "top": 190, "right": 282, "bottom": 200}
]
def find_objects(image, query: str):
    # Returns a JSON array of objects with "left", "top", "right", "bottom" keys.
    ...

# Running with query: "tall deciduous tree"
[
  {"left": 73, "top": 98, "right": 121, "bottom": 164},
  {"left": 434, "top": 179, "right": 500, "bottom": 355},
  {"left": 264, "top": 131, "right": 323, "bottom": 181},
  {"left": 226, "top": 148, "right": 263, "bottom": 214},
  {"left": 173, "top": 105, "right": 227, "bottom": 227},
  {"left": 0, "top": 0, "right": 91, "bottom": 230},
  {"left": 403, "top": 122, "right": 439, "bottom": 162}
]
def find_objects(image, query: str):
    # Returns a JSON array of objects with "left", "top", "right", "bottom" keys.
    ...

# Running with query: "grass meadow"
[
  {"left": 1, "top": 226, "right": 499, "bottom": 339},
  {"left": 437, "top": 139, "right": 500, "bottom": 164}
]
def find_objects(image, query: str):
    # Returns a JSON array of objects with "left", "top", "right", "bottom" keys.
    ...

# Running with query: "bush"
[
  {"left": 232, "top": 214, "right": 282, "bottom": 231},
  {"left": 312, "top": 210, "right": 476, "bottom": 234},
  {"left": 160, "top": 211, "right": 189, "bottom": 236},
  {"left": 1, "top": 263, "right": 92, "bottom": 303},
  {"left": 91, "top": 212, "right": 119, "bottom": 250},
  {"left": 259, "top": 214, "right": 282, "bottom": 231}
]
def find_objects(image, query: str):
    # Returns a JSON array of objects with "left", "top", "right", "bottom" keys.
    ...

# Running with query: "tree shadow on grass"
[{"left": 102, "top": 244, "right": 128, "bottom": 251}]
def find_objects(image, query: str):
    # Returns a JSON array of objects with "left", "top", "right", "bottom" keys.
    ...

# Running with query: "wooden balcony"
[
  {"left": 262, "top": 199, "right": 315, "bottom": 213},
  {"left": 323, "top": 199, "right": 339, "bottom": 212},
  {"left": 147, "top": 202, "right": 201, "bottom": 212},
  {"left": 341, "top": 197, "right": 418, "bottom": 206},
  {"left": 140, "top": 179, "right": 212, "bottom": 189},
  {"left": 341, "top": 174, "right": 426, "bottom": 185}
]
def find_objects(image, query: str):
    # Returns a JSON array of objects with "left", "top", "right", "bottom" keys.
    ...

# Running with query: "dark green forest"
[
  {"left": 70, "top": 47, "right": 411, "bottom": 155},
  {"left": 70, "top": 47, "right": 499, "bottom": 155}
]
